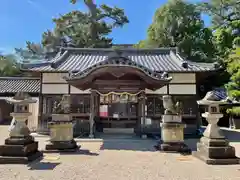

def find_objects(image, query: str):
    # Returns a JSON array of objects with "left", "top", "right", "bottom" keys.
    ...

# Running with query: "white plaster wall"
[
  {"left": 169, "top": 73, "right": 196, "bottom": 83},
  {"left": 145, "top": 86, "right": 167, "bottom": 94},
  {"left": 70, "top": 86, "right": 91, "bottom": 94},
  {"left": 42, "top": 73, "right": 68, "bottom": 83},
  {"left": 42, "top": 84, "right": 69, "bottom": 94},
  {"left": 169, "top": 84, "right": 196, "bottom": 94},
  {"left": 28, "top": 97, "right": 39, "bottom": 132}
]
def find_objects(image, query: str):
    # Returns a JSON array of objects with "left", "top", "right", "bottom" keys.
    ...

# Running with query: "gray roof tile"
[
  {"left": 22, "top": 48, "right": 217, "bottom": 72},
  {"left": 0, "top": 77, "right": 40, "bottom": 93}
]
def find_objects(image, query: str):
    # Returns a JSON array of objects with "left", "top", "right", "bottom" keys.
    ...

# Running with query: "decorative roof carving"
[{"left": 66, "top": 50, "right": 172, "bottom": 82}]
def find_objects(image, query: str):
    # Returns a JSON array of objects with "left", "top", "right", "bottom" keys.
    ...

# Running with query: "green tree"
[
  {"left": 135, "top": 0, "right": 216, "bottom": 62},
  {"left": 42, "top": 0, "right": 129, "bottom": 50},
  {"left": 0, "top": 53, "right": 22, "bottom": 76},
  {"left": 213, "top": 21, "right": 240, "bottom": 59},
  {"left": 226, "top": 47, "right": 240, "bottom": 115},
  {"left": 198, "top": 0, "right": 240, "bottom": 59},
  {"left": 67, "top": 0, "right": 129, "bottom": 48},
  {"left": 17, "top": 0, "right": 129, "bottom": 61},
  {"left": 15, "top": 41, "right": 46, "bottom": 62},
  {"left": 197, "top": 0, "right": 240, "bottom": 29}
]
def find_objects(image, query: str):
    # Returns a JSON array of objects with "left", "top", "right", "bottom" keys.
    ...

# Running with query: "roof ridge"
[
  {"left": 61, "top": 47, "right": 177, "bottom": 53},
  {"left": 169, "top": 51, "right": 188, "bottom": 69},
  {"left": 51, "top": 50, "right": 70, "bottom": 69}
]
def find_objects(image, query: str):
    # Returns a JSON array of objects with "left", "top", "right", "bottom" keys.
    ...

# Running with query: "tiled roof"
[
  {"left": 199, "top": 88, "right": 240, "bottom": 104},
  {"left": 67, "top": 51, "right": 172, "bottom": 81},
  {"left": 22, "top": 48, "right": 218, "bottom": 73},
  {"left": 0, "top": 77, "right": 40, "bottom": 93}
]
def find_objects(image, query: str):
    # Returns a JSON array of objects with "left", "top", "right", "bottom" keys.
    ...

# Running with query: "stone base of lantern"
[
  {"left": 193, "top": 137, "right": 240, "bottom": 165},
  {"left": 155, "top": 122, "right": 191, "bottom": 154},
  {"left": 45, "top": 120, "right": 79, "bottom": 152},
  {"left": 46, "top": 140, "right": 78, "bottom": 152},
  {"left": 0, "top": 136, "right": 43, "bottom": 164},
  {"left": 156, "top": 141, "right": 191, "bottom": 153}
]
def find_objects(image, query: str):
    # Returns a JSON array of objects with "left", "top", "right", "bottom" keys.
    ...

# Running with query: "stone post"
[
  {"left": 193, "top": 100, "right": 239, "bottom": 165},
  {"left": 155, "top": 95, "right": 190, "bottom": 153},
  {"left": 45, "top": 95, "right": 78, "bottom": 151},
  {"left": 0, "top": 92, "right": 42, "bottom": 164}
]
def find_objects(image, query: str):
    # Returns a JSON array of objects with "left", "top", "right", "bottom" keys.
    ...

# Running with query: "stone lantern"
[
  {"left": 0, "top": 92, "right": 42, "bottom": 164},
  {"left": 193, "top": 97, "right": 239, "bottom": 165},
  {"left": 155, "top": 95, "right": 190, "bottom": 153},
  {"left": 45, "top": 94, "right": 78, "bottom": 151}
]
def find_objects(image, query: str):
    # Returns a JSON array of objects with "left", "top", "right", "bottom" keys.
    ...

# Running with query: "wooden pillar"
[
  {"left": 37, "top": 95, "right": 47, "bottom": 133},
  {"left": 142, "top": 91, "right": 146, "bottom": 126},
  {"left": 38, "top": 73, "right": 43, "bottom": 133},
  {"left": 139, "top": 91, "right": 146, "bottom": 138},
  {"left": 89, "top": 91, "right": 95, "bottom": 138}
]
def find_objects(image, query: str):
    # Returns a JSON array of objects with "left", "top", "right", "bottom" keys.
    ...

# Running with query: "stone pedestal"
[
  {"left": 193, "top": 102, "right": 239, "bottom": 165},
  {"left": 45, "top": 114, "right": 78, "bottom": 151},
  {"left": 156, "top": 115, "right": 190, "bottom": 153},
  {"left": 0, "top": 93, "right": 42, "bottom": 164},
  {"left": 155, "top": 95, "right": 190, "bottom": 153}
]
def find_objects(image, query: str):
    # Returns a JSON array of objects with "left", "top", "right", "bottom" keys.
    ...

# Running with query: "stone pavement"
[{"left": 0, "top": 125, "right": 239, "bottom": 180}]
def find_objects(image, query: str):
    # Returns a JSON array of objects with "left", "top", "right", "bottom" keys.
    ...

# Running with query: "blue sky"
[{"left": 0, "top": 0, "right": 210, "bottom": 54}]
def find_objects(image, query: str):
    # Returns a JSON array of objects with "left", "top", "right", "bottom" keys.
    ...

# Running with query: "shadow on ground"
[
  {"left": 222, "top": 130, "right": 240, "bottom": 142},
  {"left": 98, "top": 128, "right": 240, "bottom": 152},
  {"left": 27, "top": 157, "right": 61, "bottom": 170},
  {"left": 28, "top": 162, "right": 61, "bottom": 170},
  {"left": 201, "top": 127, "right": 240, "bottom": 143},
  {"left": 97, "top": 133, "right": 157, "bottom": 152},
  {"left": 42, "top": 149, "right": 99, "bottom": 156},
  {"left": 185, "top": 139, "right": 198, "bottom": 151},
  {"left": 100, "top": 140, "right": 156, "bottom": 152},
  {"left": 60, "top": 149, "right": 99, "bottom": 156}
]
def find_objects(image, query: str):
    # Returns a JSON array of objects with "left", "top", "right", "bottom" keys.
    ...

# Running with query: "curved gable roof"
[{"left": 21, "top": 47, "right": 219, "bottom": 73}]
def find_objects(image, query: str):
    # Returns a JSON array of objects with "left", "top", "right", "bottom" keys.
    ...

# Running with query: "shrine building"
[{"left": 16, "top": 47, "right": 220, "bottom": 137}]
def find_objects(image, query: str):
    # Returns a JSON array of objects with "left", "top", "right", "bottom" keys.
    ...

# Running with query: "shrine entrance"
[
  {"left": 96, "top": 90, "right": 142, "bottom": 134},
  {"left": 64, "top": 53, "right": 172, "bottom": 137}
]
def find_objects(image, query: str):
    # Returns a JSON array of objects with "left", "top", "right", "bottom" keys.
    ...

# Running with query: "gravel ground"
[{"left": 0, "top": 125, "right": 239, "bottom": 180}]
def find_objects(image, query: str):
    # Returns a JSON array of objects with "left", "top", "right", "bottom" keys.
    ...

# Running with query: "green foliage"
[
  {"left": 16, "top": 0, "right": 129, "bottom": 62},
  {"left": 198, "top": 0, "right": 240, "bottom": 61},
  {"left": 136, "top": 0, "right": 216, "bottom": 62},
  {"left": 197, "top": 0, "right": 240, "bottom": 29},
  {"left": 44, "top": 0, "right": 129, "bottom": 49},
  {"left": 15, "top": 41, "right": 46, "bottom": 62},
  {"left": 227, "top": 107, "right": 240, "bottom": 116},
  {"left": 134, "top": 40, "right": 156, "bottom": 49},
  {"left": 225, "top": 47, "right": 240, "bottom": 115},
  {"left": 213, "top": 20, "right": 240, "bottom": 61},
  {"left": 0, "top": 54, "right": 22, "bottom": 76}
]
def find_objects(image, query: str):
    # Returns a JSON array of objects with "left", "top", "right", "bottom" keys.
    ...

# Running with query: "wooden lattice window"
[
  {"left": 146, "top": 95, "right": 164, "bottom": 116},
  {"left": 71, "top": 95, "right": 90, "bottom": 114},
  {"left": 173, "top": 95, "right": 197, "bottom": 115},
  {"left": 43, "top": 95, "right": 62, "bottom": 114}
]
